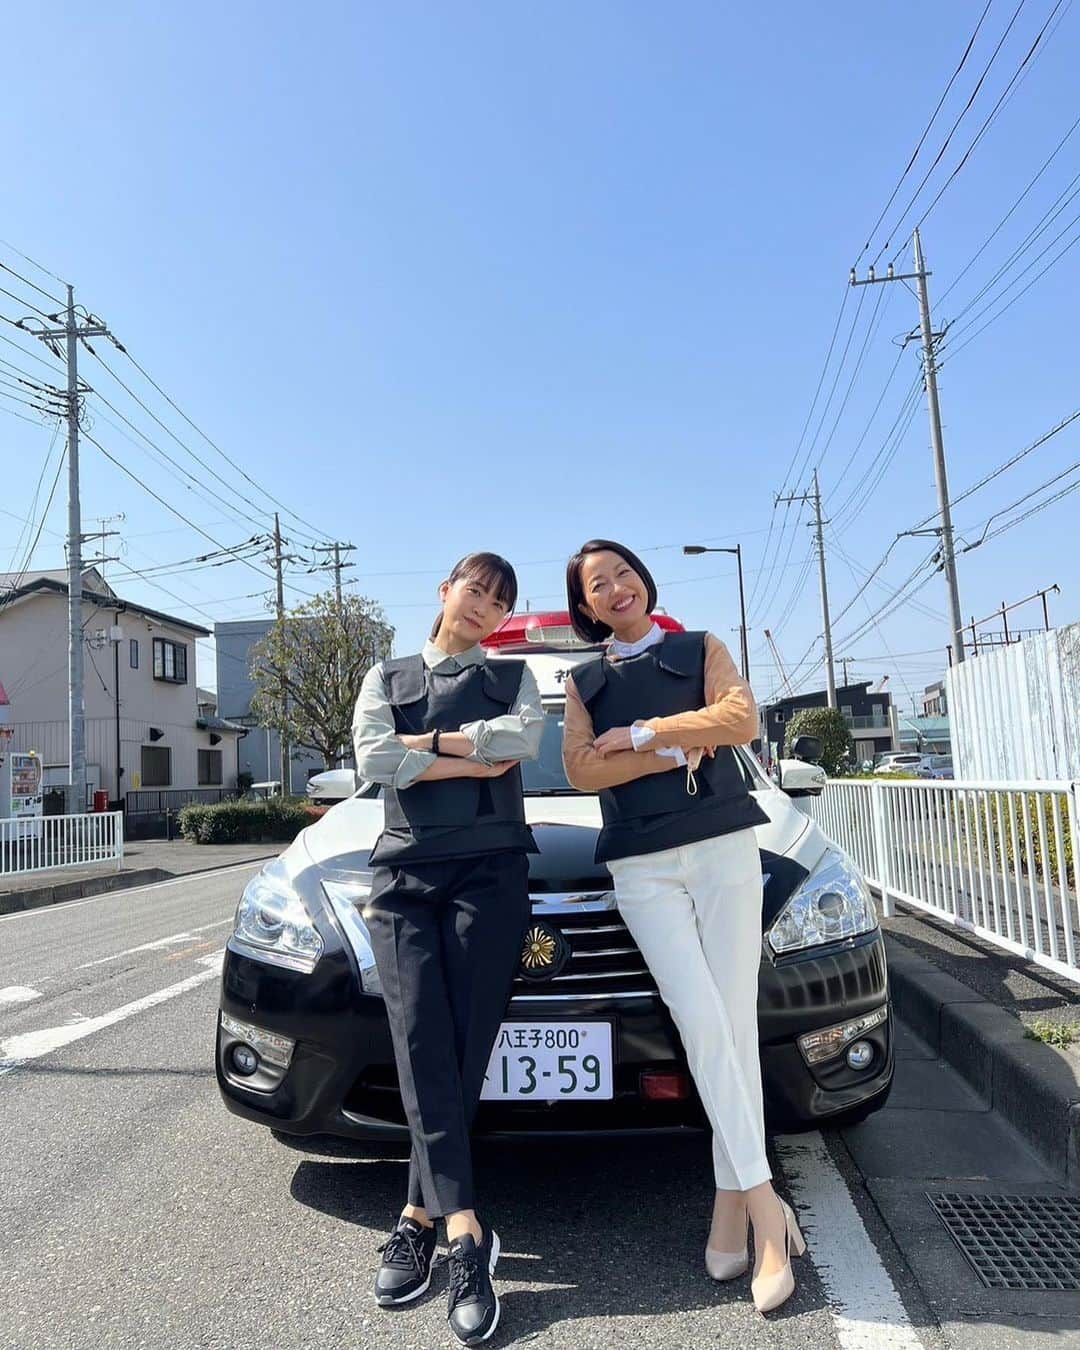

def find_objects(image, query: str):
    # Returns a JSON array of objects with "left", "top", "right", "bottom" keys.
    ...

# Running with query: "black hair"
[
  {"left": 431, "top": 552, "right": 519, "bottom": 641},
  {"left": 565, "top": 539, "right": 658, "bottom": 644}
]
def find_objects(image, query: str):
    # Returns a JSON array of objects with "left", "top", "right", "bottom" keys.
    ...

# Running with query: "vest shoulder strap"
[
  {"left": 382, "top": 654, "right": 426, "bottom": 706},
  {"left": 657, "top": 630, "right": 707, "bottom": 678},
  {"left": 571, "top": 655, "right": 607, "bottom": 707},
  {"left": 482, "top": 658, "right": 525, "bottom": 708}
]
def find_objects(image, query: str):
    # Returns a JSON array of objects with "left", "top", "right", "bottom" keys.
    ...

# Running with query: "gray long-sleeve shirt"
[{"left": 352, "top": 640, "right": 545, "bottom": 789}]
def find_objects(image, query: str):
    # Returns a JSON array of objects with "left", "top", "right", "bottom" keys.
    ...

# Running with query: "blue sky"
[{"left": 1, "top": 1, "right": 1077, "bottom": 715}]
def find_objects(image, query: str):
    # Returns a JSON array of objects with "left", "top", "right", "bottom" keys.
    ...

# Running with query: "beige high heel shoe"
[
  {"left": 704, "top": 1211, "right": 749, "bottom": 1281},
  {"left": 750, "top": 1197, "right": 806, "bottom": 1314}
]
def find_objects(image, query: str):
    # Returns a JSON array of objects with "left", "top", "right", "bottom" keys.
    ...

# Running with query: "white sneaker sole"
[
  {"left": 452, "top": 1230, "right": 501, "bottom": 1346},
  {"left": 374, "top": 1269, "right": 432, "bottom": 1307}
]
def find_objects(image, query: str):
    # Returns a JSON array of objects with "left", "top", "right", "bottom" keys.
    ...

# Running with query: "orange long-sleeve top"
[{"left": 562, "top": 633, "right": 759, "bottom": 793}]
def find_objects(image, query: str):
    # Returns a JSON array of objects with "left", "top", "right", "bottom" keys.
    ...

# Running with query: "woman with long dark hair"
[
  {"left": 561, "top": 539, "right": 805, "bottom": 1315},
  {"left": 352, "top": 552, "right": 543, "bottom": 1345}
]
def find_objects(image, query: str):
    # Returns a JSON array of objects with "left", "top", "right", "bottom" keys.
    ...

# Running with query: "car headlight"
[
  {"left": 231, "top": 864, "right": 324, "bottom": 973},
  {"left": 768, "top": 848, "right": 877, "bottom": 955},
  {"left": 321, "top": 877, "right": 382, "bottom": 997}
]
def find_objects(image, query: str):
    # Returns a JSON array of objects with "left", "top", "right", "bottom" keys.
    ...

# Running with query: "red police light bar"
[{"left": 482, "top": 610, "right": 685, "bottom": 651}]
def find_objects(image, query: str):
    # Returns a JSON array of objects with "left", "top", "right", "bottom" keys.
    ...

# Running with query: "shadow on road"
[{"left": 287, "top": 1132, "right": 827, "bottom": 1336}]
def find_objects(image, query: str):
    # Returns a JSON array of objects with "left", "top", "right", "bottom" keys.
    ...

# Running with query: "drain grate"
[{"left": 927, "top": 1192, "right": 1080, "bottom": 1291}]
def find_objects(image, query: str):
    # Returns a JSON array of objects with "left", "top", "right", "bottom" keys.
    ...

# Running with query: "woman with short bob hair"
[
  {"left": 562, "top": 538, "right": 805, "bottom": 1315},
  {"left": 353, "top": 551, "right": 544, "bottom": 1346}
]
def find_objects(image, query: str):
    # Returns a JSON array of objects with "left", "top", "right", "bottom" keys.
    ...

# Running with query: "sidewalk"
[
  {"left": 882, "top": 903, "right": 1080, "bottom": 1184},
  {"left": 0, "top": 839, "right": 278, "bottom": 915}
]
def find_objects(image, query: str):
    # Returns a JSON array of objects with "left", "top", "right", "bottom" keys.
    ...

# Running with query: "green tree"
[
  {"left": 249, "top": 591, "right": 394, "bottom": 770},
  {"left": 784, "top": 706, "right": 853, "bottom": 777}
]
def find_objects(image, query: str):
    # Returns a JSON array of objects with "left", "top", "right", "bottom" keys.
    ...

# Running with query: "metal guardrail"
[
  {"left": 806, "top": 778, "right": 1080, "bottom": 985},
  {"left": 0, "top": 810, "right": 124, "bottom": 879},
  {"left": 126, "top": 788, "right": 235, "bottom": 814}
]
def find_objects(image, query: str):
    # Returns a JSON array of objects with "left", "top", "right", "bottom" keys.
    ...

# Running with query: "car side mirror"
[{"left": 791, "top": 735, "right": 823, "bottom": 764}]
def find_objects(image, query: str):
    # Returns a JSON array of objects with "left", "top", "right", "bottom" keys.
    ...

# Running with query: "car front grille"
[{"left": 510, "top": 896, "right": 657, "bottom": 1001}]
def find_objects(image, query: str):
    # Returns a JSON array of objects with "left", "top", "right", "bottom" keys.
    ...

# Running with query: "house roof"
[
  {"left": 0, "top": 575, "right": 209, "bottom": 637},
  {"left": 197, "top": 713, "right": 247, "bottom": 736},
  {"left": 0, "top": 567, "right": 115, "bottom": 597}
]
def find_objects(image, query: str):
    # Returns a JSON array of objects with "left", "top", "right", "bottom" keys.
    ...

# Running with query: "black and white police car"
[{"left": 216, "top": 612, "right": 892, "bottom": 1143}]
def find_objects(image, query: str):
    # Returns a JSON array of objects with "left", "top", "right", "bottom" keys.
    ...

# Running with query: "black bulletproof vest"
[
  {"left": 378, "top": 654, "right": 533, "bottom": 859},
  {"left": 573, "top": 631, "right": 767, "bottom": 863}
]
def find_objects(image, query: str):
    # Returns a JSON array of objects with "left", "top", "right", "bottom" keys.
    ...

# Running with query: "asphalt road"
[{"left": 0, "top": 864, "right": 1070, "bottom": 1350}]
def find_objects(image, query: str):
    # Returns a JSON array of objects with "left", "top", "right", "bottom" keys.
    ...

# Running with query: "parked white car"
[
  {"left": 874, "top": 753, "right": 926, "bottom": 776},
  {"left": 217, "top": 613, "right": 894, "bottom": 1145}
]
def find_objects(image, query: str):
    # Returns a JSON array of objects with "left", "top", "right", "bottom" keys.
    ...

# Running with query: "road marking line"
[
  {"left": 0, "top": 861, "right": 267, "bottom": 923},
  {"left": 775, "top": 1132, "right": 923, "bottom": 1350},
  {"left": 0, "top": 987, "right": 43, "bottom": 1007},
  {"left": 0, "top": 953, "right": 224, "bottom": 1077},
  {"left": 74, "top": 918, "right": 232, "bottom": 969}
]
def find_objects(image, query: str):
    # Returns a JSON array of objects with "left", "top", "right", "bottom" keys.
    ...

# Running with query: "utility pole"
[
  {"left": 777, "top": 470, "right": 837, "bottom": 707},
  {"left": 310, "top": 540, "right": 356, "bottom": 607},
  {"left": 309, "top": 540, "right": 356, "bottom": 767},
  {"left": 273, "top": 513, "right": 290, "bottom": 794},
  {"left": 851, "top": 229, "right": 965, "bottom": 662},
  {"left": 28, "top": 287, "right": 110, "bottom": 811}
]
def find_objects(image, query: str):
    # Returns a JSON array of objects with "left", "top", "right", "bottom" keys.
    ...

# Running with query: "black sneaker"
[
  {"left": 446, "top": 1227, "right": 501, "bottom": 1346},
  {"left": 374, "top": 1217, "right": 437, "bottom": 1307}
]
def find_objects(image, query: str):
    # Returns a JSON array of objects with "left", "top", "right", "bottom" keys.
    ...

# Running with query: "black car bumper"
[{"left": 216, "top": 927, "right": 893, "bottom": 1141}]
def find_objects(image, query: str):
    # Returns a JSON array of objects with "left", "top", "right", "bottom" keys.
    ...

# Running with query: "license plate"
[{"left": 481, "top": 1021, "right": 614, "bottom": 1101}]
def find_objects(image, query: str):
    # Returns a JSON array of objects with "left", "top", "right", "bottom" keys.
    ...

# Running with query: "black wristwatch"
[{"left": 431, "top": 728, "right": 442, "bottom": 755}]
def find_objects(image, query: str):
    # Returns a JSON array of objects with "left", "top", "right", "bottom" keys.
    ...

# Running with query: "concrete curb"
[
  {"left": 0, "top": 854, "right": 276, "bottom": 916},
  {"left": 885, "top": 933, "right": 1080, "bottom": 1184}
]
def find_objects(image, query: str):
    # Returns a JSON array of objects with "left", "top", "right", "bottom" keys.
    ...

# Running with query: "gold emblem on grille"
[{"left": 522, "top": 925, "right": 558, "bottom": 970}]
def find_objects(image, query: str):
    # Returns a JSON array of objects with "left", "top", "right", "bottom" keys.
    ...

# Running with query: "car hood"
[{"left": 290, "top": 786, "right": 816, "bottom": 885}]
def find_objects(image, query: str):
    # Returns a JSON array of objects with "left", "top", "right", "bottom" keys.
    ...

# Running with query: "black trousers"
[{"left": 365, "top": 851, "right": 531, "bottom": 1219}]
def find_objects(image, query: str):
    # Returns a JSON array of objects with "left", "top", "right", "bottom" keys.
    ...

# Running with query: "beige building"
[{"left": 0, "top": 569, "right": 245, "bottom": 806}]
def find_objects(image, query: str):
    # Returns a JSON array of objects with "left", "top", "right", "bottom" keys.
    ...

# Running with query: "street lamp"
[{"left": 682, "top": 544, "right": 749, "bottom": 682}]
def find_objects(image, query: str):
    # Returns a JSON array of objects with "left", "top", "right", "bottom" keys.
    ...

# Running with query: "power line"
[
  {"left": 872, "top": 0, "right": 1032, "bottom": 265},
  {"left": 937, "top": 109, "right": 1080, "bottom": 307},
  {"left": 85, "top": 347, "right": 318, "bottom": 541},
  {"left": 0, "top": 259, "right": 65, "bottom": 309},
  {"left": 854, "top": 0, "right": 995, "bottom": 267},
  {"left": 911, "top": 406, "right": 1080, "bottom": 531},
  {"left": 892, "top": 0, "right": 1072, "bottom": 263},
  {"left": 0, "top": 440, "right": 66, "bottom": 610},
  {"left": 80, "top": 428, "right": 319, "bottom": 599},
  {"left": 959, "top": 459, "right": 1080, "bottom": 549},
  {"left": 112, "top": 343, "right": 331, "bottom": 545},
  {"left": 941, "top": 209, "right": 1080, "bottom": 359},
  {"left": 828, "top": 530, "right": 945, "bottom": 623},
  {"left": 745, "top": 286, "right": 851, "bottom": 619},
  {"left": 0, "top": 238, "right": 68, "bottom": 287}
]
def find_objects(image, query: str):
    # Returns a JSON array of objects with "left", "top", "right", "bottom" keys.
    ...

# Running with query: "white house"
[{"left": 0, "top": 568, "right": 245, "bottom": 806}]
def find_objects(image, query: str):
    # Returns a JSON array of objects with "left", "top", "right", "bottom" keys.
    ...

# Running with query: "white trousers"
[{"left": 608, "top": 828, "right": 772, "bottom": 1191}]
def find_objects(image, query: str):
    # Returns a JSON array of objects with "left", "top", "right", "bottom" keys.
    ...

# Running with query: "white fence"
[
  {"left": 947, "top": 623, "right": 1080, "bottom": 781},
  {"left": 806, "top": 778, "right": 1080, "bottom": 985},
  {"left": 0, "top": 811, "right": 124, "bottom": 879}
]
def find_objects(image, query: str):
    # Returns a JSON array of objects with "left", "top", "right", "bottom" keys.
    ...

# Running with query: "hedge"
[{"left": 177, "top": 798, "right": 311, "bottom": 845}]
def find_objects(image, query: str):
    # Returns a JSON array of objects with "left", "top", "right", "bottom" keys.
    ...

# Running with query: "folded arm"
[
  {"left": 640, "top": 635, "right": 758, "bottom": 750},
  {"left": 352, "top": 664, "right": 438, "bottom": 789},
  {"left": 562, "top": 676, "right": 681, "bottom": 791}
]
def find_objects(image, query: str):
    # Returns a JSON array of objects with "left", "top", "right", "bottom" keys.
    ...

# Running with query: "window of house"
[
  {"left": 140, "top": 745, "right": 171, "bottom": 787},
  {"left": 130, "top": 638, "right": 139, "bottom": 670},
  {"left": 153, "top": 638, "right": 188, "bottom": 683},
  {"left": 198, "top": 749, "right": 223, "bottom": 785}
]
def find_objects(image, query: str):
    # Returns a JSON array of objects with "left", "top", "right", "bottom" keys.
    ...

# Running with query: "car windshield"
[
  {"left": 522, "top": 706, "right": 765, "bottom": 796},
  {"left": 522, "top": 707, "right": 575, "bottom": 794}
]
